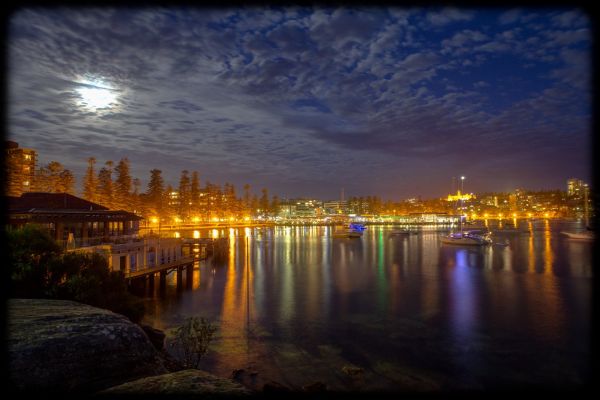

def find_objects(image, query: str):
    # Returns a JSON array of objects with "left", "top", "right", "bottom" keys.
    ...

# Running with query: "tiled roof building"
[{"left": 7, "top": 192, "right": 142, "bottom": 248}]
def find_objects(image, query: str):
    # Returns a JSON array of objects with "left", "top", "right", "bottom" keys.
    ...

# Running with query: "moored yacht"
[
  {"left": 441, "top": 176, "right": 492, "bottom": 246},
  {"left": 349, "top": 223, "right": 367, "bottom": 232},
  {"left": 441, "top": 230, "right": 493, "bottom": 245},
  {"left": 332, "top": 229, "right": 363, "bottom": 238},
  {"left": 332, "top": 224, "right": 363, "bottom": 238}
]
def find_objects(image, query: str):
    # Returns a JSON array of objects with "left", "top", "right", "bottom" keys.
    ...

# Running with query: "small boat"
[
  {"left": 561, "top": 231, "right": 594, "bottom": 240},
  {"left": 349, "top": 223, "right": 367, "bottom": 232},
  {"left": 332, "top": 229, "right": 363, "bottom": 238},
  {"left": 441, "top": 230, "right": 493, "bottom": 246}
]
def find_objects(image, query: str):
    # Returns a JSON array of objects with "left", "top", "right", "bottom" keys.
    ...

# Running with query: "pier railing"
[{"left": 125, "top": 256, "right": 195, "bottom": 279}]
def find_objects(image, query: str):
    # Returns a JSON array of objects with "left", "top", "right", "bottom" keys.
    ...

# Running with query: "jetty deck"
[{"left": 125, "top": 256, "right": 195, "bottom": 279}]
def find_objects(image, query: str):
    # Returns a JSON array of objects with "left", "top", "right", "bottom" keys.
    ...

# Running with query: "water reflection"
[
  {"left": 450, "top": 249, "right": 476, "bottom": 339},
  {"left": 142, "top": 222, "right": 592, "bottom": 390}
]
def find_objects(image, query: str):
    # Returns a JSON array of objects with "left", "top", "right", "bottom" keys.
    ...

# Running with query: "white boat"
[
  {"left": 561, "top": 231, "right": 594, "bottom": 240},
  {"left": 441, "top": 230, "right": 493, "bottom": 245},
  {"left": 441, "top": 176, "right": 492, "bottom": 246}
]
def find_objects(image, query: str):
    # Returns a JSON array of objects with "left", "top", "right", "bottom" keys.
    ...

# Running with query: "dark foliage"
[{"left": 7, "top": 225, "right": 145, "bottom": 322}]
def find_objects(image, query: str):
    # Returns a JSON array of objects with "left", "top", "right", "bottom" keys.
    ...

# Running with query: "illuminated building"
[
  {"left": 567, "top": 178, "right": 586, "bottom": 200},
  {"left": 323, "top": 200, "right": 347, "bottom": 215},
  {"left": 278, "top": 198, "right": 322, "bottom": 218},
  {"left": 6, "top": 192, "right": 185, "bottom": 274},
  {"left": 4, "top": 141, "right": 37, "bottom": 197},
  {"left": 7, "top": 192, "right": 141, "bottom": 249},
  {"left": 168, "top": 190, "right": 180, "bottom": 207}
]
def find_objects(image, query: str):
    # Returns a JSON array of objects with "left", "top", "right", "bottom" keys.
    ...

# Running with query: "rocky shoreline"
[{"left": 7, "top": 298, "right": 253, "bottom": 395}]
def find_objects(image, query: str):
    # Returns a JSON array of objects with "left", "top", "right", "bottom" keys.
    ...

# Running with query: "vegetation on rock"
[
  {"left": 168, "top": 316, "right": 217, "bottom": 369},
  {"left": 7, "top": 225, "right": 145, "bottom": 322}
]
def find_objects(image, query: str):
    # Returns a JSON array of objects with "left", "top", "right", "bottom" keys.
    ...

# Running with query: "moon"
[{"left": 76, "top": 78, "right": 118, "bottom": 110}]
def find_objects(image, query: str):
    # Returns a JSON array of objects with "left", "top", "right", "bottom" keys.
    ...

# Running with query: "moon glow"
[{"left": 76, "top": 79, "right": 118, "bottom": 110}]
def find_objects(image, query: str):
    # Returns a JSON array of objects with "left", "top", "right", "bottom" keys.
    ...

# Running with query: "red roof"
[{"left": 8, "top": 192, "right": 109, "bottom": 212}]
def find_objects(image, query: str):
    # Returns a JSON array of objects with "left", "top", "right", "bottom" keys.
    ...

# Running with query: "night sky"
[{"left": 7, "top": 6, "right": 592, "bottom": 200}]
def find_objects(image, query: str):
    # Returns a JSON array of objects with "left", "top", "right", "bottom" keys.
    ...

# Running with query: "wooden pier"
[
  {"left": 126, "top": 237, "right": 229, "bottom": 293},
  {"left": 125, "top": 257, "right": 195, "bottom": 292}
]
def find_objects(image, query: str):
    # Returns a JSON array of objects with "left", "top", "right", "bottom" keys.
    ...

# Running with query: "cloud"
[
  {"left": 7, "top": 7, "right": 592, "bottom": 198},
  {"left": 498, "top": 8, "right": 522, "bottom": 24},
  {"left": 426, "top": 7, "right": 473, "bottom": 26},
  {"left": 551, "top": 10, "right": 588, "bottom": 28},
  {"left": 543, "top": 28, "right": 589, "bottom": 46},
  {"left": 440, "top": 29, "right": 489, "bottom": 55}
]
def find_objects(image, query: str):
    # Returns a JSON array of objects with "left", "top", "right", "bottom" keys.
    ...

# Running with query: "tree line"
[
  {"left": 32, "top": 157, "right": 280, "bottom": 221},
  {"left": 30, "top": 157, "right": 434, "bottom": 218}
]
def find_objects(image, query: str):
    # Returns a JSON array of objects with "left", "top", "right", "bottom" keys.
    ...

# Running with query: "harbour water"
[{"left": 140, "top": 220, "right": 593, "bottom": 391}]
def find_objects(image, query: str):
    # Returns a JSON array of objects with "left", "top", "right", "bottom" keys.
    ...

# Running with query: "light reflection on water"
[{"left": 142, "top": 221, "right": 592, "bottom": 391}]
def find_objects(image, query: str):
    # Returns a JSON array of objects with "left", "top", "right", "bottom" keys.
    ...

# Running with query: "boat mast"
[
  {"left": 584, "top": 184, "right": 589, "bottom": 227},
  {"left": 460, "top": 176, "right": 465, "bottom": 234}
]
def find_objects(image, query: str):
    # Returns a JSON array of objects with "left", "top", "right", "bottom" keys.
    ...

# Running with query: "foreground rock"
[
  {"left": 140, "top": 323, "right": 166, "bottom": 351},
  {"left": 100, "top": 369, "right": 253, "bottom": 395},
  {"left": 8, "top": 298, "right": 167, "bottom": 393}
]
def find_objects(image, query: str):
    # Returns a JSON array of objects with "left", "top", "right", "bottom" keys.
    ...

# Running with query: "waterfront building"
[
  {"left": 4, "top": 141, "right": 37, "bottom": 197},
  {"left": 277, "top": 198, "right": 323, "bottom": 219},
  {"left": 294, "top": 199, "right": 321, "bottom": 218},
  {"left": 392, "top": 212, "right": 456, "bottom": 224},
  {"left": 6, "top": 192, "right": 185, "bottom": 274},
  {"left": 323, "top": 200, "right": 347, "bottom": 215},
  {"left": 7, "top": 192, "right": 141, "bottom": 247}
]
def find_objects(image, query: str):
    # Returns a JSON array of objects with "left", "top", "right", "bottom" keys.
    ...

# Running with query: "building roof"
[
  {"left": 8, "top": 192, "right": 109, "bottom": 212},
  {"left": 10, "top": 209, "right": 143, "bottom": 222}
]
